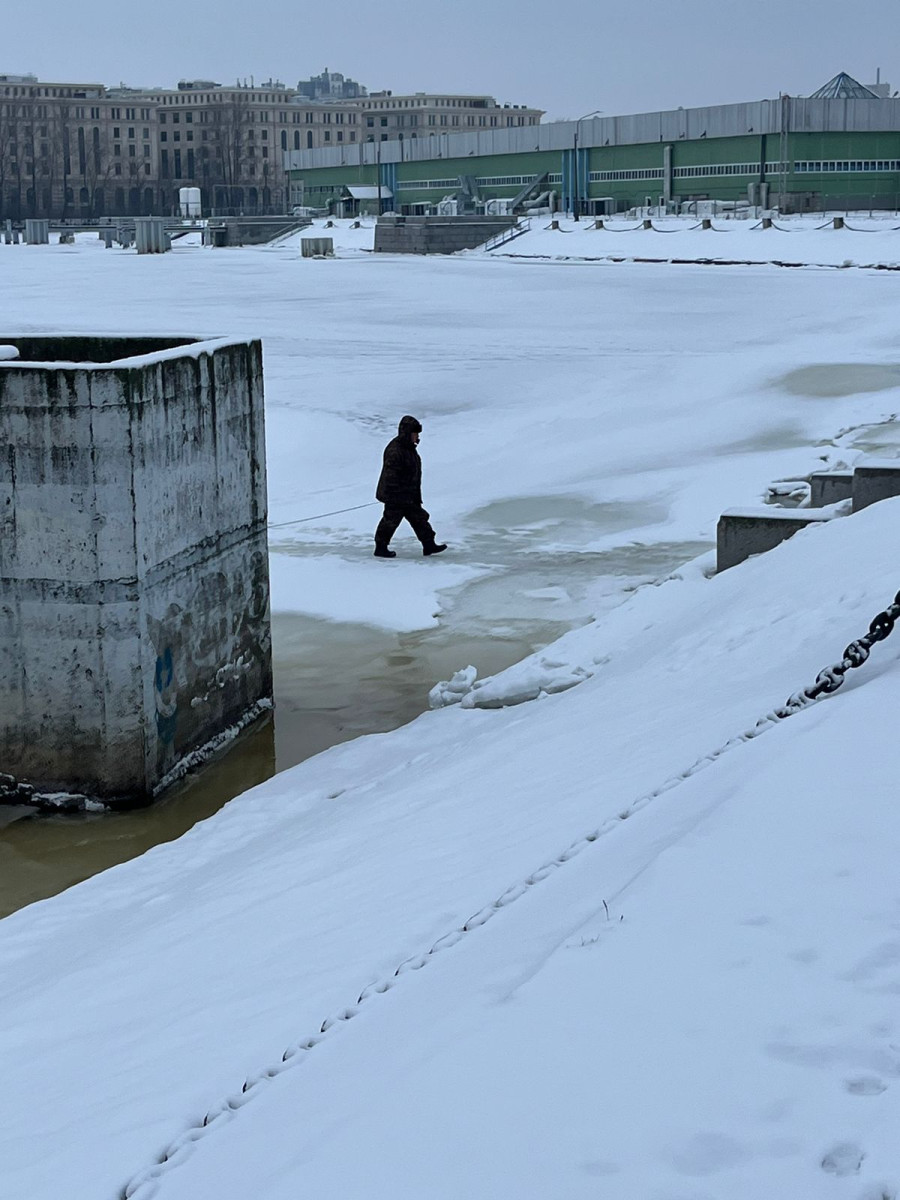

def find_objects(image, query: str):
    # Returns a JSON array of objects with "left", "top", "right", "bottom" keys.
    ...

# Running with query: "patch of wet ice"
[{"left": 778, "top": 363, "right": 900, "bottom": 398}]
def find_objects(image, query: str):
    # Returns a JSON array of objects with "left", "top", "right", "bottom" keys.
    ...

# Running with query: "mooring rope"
[{"left": 267, "top": 501, "right": 377, "bottom": 531}]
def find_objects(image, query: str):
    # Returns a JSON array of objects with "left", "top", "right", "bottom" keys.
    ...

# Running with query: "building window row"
[
  {"left": 671, "top": 162, "right": 759, "bottom": 178},
  {"left": 589, "top": 168, "right": 665, "bottom": 182},
  {"left": 477, "top": 174, "right": 538, "bottom": 186},
  {"left": 363, "top": 97, "right": 499, "bottom": 110},
  {"left": 402, "top": 178, "right": 461, "bottom": 190},
  {"left": 794, "top": 159, "right": 900, "bottom": 173},
  {"left": 298, "top": 184, "right": 347, "bottom": 196}
]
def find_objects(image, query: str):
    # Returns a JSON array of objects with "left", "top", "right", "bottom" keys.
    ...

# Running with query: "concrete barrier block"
[
  {"left": 717, "top": 508, "right": 832, "bottom": 572},
  {"left": 852, "top": 461, "right": 900, "bottom": 512},
  {"left": 301, "top": 237, "right": 334, "bottom": 257},
  {"left": 809, "top": 470, "right": 854, "bottom": 507},
  {"left": 0, "top": 335, "right": 271, "bottom": 805},
  {"left": 24, "top": 219, "right": 49, "bottom": 245}
]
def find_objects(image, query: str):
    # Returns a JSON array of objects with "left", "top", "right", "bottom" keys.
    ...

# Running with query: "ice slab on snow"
[{"left": 268, "top": 548, "right": 485, "bottom": 631}]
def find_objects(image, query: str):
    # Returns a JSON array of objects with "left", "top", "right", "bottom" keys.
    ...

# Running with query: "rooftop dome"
[{"left": 809, "top": 72, "right": 879, "bottom": 99}]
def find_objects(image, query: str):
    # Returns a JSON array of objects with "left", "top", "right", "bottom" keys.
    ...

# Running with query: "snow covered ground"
[
  {"left": 6, "top": 217, "right": 900, "bottom": 647},
  {"left": 484, "top": 212, "right": 900, "bottom": 270},
  {"left": 2, "top": 228, "right": 900, "bottom": 1199}
]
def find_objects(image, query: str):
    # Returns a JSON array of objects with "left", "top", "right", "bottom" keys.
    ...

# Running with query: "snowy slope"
[
  {"left": 2, "top": 497, "right": 899, "bottom": 1200},
  {"left": 3, "top": 230, "right": 900, "bottom": 1200}
]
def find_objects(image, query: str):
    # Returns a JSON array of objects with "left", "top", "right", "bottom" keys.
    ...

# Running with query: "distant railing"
[{"left": 479, "top": 218, "right": 531, "bottom": 252}]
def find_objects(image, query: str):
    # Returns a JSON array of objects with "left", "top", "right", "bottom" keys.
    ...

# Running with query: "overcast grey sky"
[{"left": 10, "top": 0, "right": 899, "bottom": 120}]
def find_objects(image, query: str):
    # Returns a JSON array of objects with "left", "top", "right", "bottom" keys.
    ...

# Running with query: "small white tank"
[{"left": 179, "top": 187, "right": 202, "bottom": 218}]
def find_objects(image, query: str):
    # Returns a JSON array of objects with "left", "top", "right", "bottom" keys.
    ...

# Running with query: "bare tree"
[
  {"left": 209, "top": 90, "right": 252, "bottom": 212},
  {"left": 0, "top": 101, "right": 17, "bottom": 219},
  {"left": 76, "top": 120, "right": 117, "bottom": 217}
]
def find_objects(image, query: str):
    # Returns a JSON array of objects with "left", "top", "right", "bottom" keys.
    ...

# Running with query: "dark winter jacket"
[{"left": 376, "top": 416, "right": 423, "bottom": 507}]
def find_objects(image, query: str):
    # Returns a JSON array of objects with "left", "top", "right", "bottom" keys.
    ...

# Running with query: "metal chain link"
[
  {"left": 114, "top": 585, "right": 899, "bottom": 1199},
  {"left": 771, "top": 588, "right": 900, "bottom": 718}
]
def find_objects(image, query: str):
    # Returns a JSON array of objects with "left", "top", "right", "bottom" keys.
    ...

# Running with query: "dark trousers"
[{"left": 375, "top": 503, "right": 436, "bottom": 548}]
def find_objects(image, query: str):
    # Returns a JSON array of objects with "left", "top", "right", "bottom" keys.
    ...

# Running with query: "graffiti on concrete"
[
  {"left": 154, "top": 646, "right": 178, "bottom": 744},
  {"left": 147, "top": 558, "right": 271, "bottom": 770}
]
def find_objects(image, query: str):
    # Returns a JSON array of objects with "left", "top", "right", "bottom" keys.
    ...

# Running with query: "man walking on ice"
[{"left": 374, "top": 415, "right": 447, "bottom": 559}]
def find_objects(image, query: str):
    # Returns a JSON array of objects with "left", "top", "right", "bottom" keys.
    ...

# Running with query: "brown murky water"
[
  {"left": 0, "top": 613, "right": 559, "bottom": 919},
  {"left": 0, "top": 497, "right": 711, "bottom": 920}
]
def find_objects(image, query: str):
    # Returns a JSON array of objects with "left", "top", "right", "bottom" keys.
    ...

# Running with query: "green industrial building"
[{"left": 285, "top": 74, "right": 900, "bottom": 218}]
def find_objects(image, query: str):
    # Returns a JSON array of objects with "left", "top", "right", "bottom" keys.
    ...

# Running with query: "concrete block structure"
[
  {"left": 374, "top": 215, "right": 516, "bottom": 254},
  {"left": 0, "top": 335, "right": 272, "bottom": 806},
  {"left": 809, "top": 470, "right": 854, "bottom": 507},
  {"left": 717, "top": 509, "right": 832, "bottom": 572},
  {"left": 300, "top": 236, "right": 334, "bottom": 257},
  {"left": 24, "top": 219, "right": 49, "bottom": 244},
  {"left": 851, "top": 461, "right": 900, "bottom": 512},
  {"left": 134, "top": 218, "right": 170, "bottom": 254}
]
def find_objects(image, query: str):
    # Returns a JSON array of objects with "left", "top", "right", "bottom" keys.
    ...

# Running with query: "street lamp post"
[
  {"left": 573, "top": 109, "right": 603, "bottom": 221},
  {"left": 376, "top": 138, "right": 382, "bottom": 215}
]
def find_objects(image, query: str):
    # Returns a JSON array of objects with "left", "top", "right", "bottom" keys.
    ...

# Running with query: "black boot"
[
  {"left": 374, "top": 544, "right": 396, "bottom": 558},
  {"left": 423, "top": 542, "right": 447, "bottom": 556}
]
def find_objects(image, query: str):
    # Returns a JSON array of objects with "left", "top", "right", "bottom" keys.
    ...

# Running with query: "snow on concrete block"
[{"left": 717, "top": 508, "right": 833, "bottom": 572}]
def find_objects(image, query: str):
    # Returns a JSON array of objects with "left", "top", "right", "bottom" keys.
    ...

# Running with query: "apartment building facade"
[
  {"left": 0, "top": 74, "right": 301, "bottom": 218},
  {"left": 343, "top": 92, "right": 543, "bottom": 143},
  {"left": 0, "top": 73, "right": 542, "bottom": 220}
]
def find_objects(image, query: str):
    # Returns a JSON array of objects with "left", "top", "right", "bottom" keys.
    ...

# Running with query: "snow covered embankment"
[
  {"left": 486, "top": 215, "right": 900, "bottom": 270},
  {"left": 4, "top": 494, "right": 900, "bottom": 1200}
]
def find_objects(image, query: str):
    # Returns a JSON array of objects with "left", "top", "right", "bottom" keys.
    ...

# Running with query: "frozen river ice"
[{"left": 2, "top": 230, "right": 900, "bottom": 915}]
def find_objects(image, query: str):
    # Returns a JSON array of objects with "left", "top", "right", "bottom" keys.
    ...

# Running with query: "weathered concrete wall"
[
  {"left": 716, "top": 509, "right": 832, "bottom": 572},
  {"left": 374, "top": 215, "right": 516, "bottom": 254},
  {"left": 207, "top": 217, "right": 311, "bottom": 247},
  {"left": 851, "top": 462, "right": 900, "bottom": 512},
  {"left": 809, "top": 470, "right": 854, "bottom": 508},
  {"left": 0, "top": 336, "right": 272, "bottom": 805}
]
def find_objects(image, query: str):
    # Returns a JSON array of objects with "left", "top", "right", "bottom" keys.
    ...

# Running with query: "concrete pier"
[
  {"left": 717, "top": 509, "right": 832, "bottom": 572},
  {"left": 0, "top": 335, "right": 272, "bottom": 806}
]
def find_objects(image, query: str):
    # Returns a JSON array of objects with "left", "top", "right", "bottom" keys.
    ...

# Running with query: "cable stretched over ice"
[{"left": 267, "top": 501, "right": 377, "bottom": 530}]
